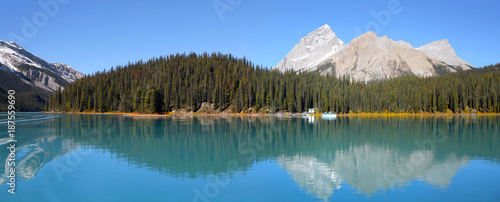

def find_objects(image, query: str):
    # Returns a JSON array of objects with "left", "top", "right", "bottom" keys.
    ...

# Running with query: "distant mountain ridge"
[
  {"left": 0, "top": 41, "right": 83, "bottom": 93},
  {"left": 274, "top": 25, "right": 473, "bottom": 82},
  {"left": 0, "top": 40, "right": 83, "bottom": 111}
]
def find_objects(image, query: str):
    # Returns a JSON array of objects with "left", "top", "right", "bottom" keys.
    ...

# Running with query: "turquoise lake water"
[{"left": 0, "top": 113, "right": 499, "bottom": 201}]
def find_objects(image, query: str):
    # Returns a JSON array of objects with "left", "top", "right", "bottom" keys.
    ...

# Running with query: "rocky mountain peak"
[
  {"left": 0, "top": 41, "right": 21, "bottom": 49},
  {"left": 317, "top": 31, "right": 469, "bottom": 82},
  {"left": 274, "top": 24, "right": 345, "bottom": 72},
  {"left": 358, "top": 31, "right": 378, "bottom": 40},
  {"left": 274, "top": 25, "right": 473, "bottom": 82},
  {"left": 317, "top": 24, "right": 332, "bottom": 32},
  {"left": 0, "top": 40, "right": 83, "bottom": 92},
  {"left": 417, "top": 39, "right": 471, "bottom": 68}
]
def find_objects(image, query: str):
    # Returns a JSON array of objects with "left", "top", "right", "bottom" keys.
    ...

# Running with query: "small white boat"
[{"left": 322, "top": 112, "right": 337, "bottom": 120}]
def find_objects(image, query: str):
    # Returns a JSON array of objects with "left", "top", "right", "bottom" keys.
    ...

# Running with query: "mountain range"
[
  {"left": 0, "top": 41, "right": 83, "bottom": 111},
  {"left": 274, "top": 24, "right": 473, "bottom": 82},
  {"left": 0, "top": 25, "right": 482, "bottom": 112}
]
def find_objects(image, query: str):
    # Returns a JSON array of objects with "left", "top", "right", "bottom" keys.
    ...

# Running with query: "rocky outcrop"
[{"left": 197, "top": 102, "right": 216, "bottom": 113}]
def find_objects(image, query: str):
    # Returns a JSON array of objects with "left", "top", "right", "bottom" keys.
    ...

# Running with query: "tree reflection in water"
[{"left": 1, "top": 114, "right": 498, "bottom": 200}]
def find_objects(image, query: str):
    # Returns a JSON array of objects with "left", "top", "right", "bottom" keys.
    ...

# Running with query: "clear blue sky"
[{"left": 1, "top": 0, "right": 499, "bottom": 74}]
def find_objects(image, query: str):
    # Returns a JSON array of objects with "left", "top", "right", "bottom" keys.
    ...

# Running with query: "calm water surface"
[{"left": 0, "top": 113, "right": 499, "bottom": 201}]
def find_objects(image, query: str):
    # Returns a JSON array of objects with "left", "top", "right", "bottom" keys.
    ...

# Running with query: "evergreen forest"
[
  {"left": 47, "top": 52, "right": 500, "bottom": 114},
  {"left": 0, "top": 70, "right": 49, "bottom": 111}
]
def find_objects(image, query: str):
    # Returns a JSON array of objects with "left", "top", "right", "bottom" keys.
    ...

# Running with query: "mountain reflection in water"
[{"left": 1, "top": 114, "right": 498, "bottom": 200}]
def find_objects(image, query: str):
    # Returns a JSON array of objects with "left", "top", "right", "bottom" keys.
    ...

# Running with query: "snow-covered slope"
[
  {"left": 0, "top": 41, "right": 83, "bottom": 92},
  {"left": 274, "top": 24, "right": 344, "bottom": 72}
]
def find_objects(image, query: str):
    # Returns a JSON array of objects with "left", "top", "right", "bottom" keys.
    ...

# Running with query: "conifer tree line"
[
  {"left": 0, "top": 70, "right": 49, "bottom": 111},
  {"left": 47, "top": 52, "right": 500, "bottom": 114}
]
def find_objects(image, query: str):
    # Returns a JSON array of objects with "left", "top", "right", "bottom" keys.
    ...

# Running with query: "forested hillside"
[
  {"left": 47, "top": 52, "right": 500, "bottom": 114},
  {"left": 0, "top": 70, "right": 49, "bottom": 111}
]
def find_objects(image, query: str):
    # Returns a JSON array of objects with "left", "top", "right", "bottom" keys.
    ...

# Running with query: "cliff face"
[{"left": 20, "top": 68, "right": 65, "bottom": 93}]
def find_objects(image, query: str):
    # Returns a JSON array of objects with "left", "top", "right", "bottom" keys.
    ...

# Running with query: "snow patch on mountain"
[
  {"left": 0, "top": 41, "right": 43, "bottom": 71},
  {"left": 0, "top": 40, "right": 84, "bottom": 92}
]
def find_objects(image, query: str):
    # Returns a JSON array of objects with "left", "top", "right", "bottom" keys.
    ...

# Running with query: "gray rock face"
[
  {"left": 0, "top": 41, "right": 83, "bottom": 92},
  {"left": 274, "top": 24, "right": 344, "bottom": 72},
  {"left": 417, "top": 39, "right": 472, "bottom": 70},
  {"left": 21, "top": 69, "right": 62, "bottom": 93},
  {"left": 51, "top": 62, "right": 84, "bottom": 83},
  {"left": 274, "top": 27, "right": 473, "bottom": 82},
  {"left": 318, "top": 31, "right": 457, "bottom": 82}
]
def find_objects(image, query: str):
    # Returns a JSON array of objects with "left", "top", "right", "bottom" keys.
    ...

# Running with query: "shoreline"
[{"left": 44, "top": 111, "right": 500, "bottom": 117}]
